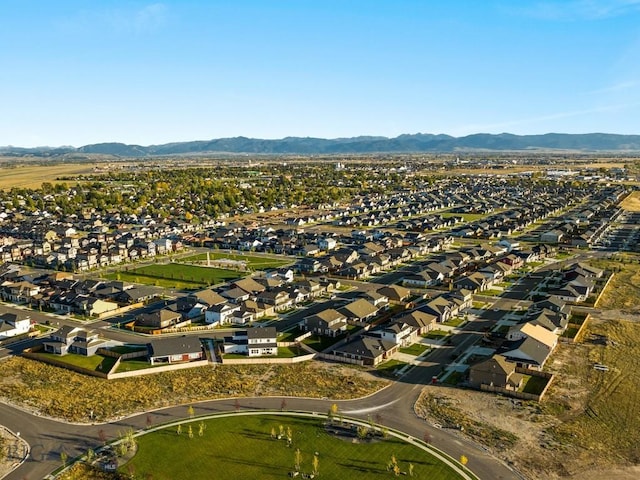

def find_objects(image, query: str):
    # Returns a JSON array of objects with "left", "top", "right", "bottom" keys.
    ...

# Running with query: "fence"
[
  {"left": 318, "top": 352, "right": 365, "bottom": 366},
  {"left": 594, "top": 272, "right": 615, "bottom": 308},
  {"left": 221, "top": 353, "right": 315, "bottom": 365},
  {"left": 22, "top": 346, "right": 109, "bottom": 379},
  {"left": 480, "top": 369, "right": 555, "bottom": 402},
  {"left": 107, "top": 359, "right": 210, "bottom": 379}
]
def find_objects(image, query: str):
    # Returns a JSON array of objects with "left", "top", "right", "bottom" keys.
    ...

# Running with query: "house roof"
[
  {"left": 339, "top": 298, "right": 378, "bottom": 319},
  {"left": 332, "top": 336, "right": 396, "bottom": 360},
  {"left": 190, "top": 289, "right": 226, "bottom": 306},
  {"left": 471, "top": 354, "right": 516, "bottom": 377},
  {"left": 247, "top": 326, "right": 277, "bottom": 339},
  {"left": 517, "top": 322, "right": 558, "bottom": 348},
  {"left": 377, "top": 284, "right": 410, "bottom": 301},
  {"left": 147, "top": 337, "right": 202, "bottom": 358},
  {"left": 233, "top": 277, "right": 266, "bottom": 294}
]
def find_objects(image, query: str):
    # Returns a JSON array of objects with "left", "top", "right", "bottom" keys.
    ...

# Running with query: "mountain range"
[{"left": 2, "top": 133, "right": 640, "bottom": 157}]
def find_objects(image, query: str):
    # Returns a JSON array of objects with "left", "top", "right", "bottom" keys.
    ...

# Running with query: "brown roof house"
[
  {"left": 469, "top": 355, "right": 524, "bottom": 390},
  {"left": 303, "top": 308, "right": 348, "bottom": 338}
]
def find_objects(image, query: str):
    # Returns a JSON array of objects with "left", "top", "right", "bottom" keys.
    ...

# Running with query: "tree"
[
  {"left": 177, "top": 424, "right": 182, "bottom": 436},
  {"left": 460, "top": 454, "right": 468, "bottom": 466},
  {"left": 423, "top": 430, "right": 431, "bottom": 444},
  {"left": 294, "top": 448, "right": 302, "bottom": 472},
  {"left": 85, "top": 448, "right": 95, "bottom": 464},
  {"left": 409, "top": 463, "right": 414, "bottom": 477},
  {"left": 187, "top": 405, "right": 195, "bottom": 418},
  {"left": 234, "top": 398, "right": 241, "bottom": 412},
  {"left": 98, "top": 429, "right": 107, "bottom": 445},
  {"left": 328, "top": 403, "right": 339, "bottom": 424},
  {"left": 60, "top": 451, "right": 68, "bottom": 468},
  {"left": 280, "top": 398, "right": 287, "bottom": 411},
  {"left": 146, "top": 414, "right": 153, "bottom": 429},
  {"left": 357, "top": 425, "right": 369, "bottom": 440},
  {"left": 198, "top": 421, "right": 205, "bottom": 437},
  {"left": 312, "top": 454, "right": 319, "bottom": 476},
  {"left": 188, "top": 425, "right": 194, "bottom": 439}
]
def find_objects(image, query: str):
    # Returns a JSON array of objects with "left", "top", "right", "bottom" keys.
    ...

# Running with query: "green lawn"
[
  {"left": 109, "top": 263, "right": 241, "bottom": 288},
  {"left": 115, "top": 359, "right": 164, "bottom": 373},
  {"left": 181, "top": 251, "right": 292, "bottom": 270},
  {"left": 109, "top": 345, "right": 147, "bottom": 355},
  {"left": 442, "top": 317, "right": 465, "bottom": 327},
  {"left": 399, "top": 343, "right": 429, "bottom": 356},
  {"left": 520, "top": 375, "right": 549, "bottom": 395},
  {"left": 33, "top": 352, "right": 116, "bottom": 373},
  {"left": 424, "top": 329, "right": 450, "bottom": 339},
  {"left": 375, "top": 359, "right": 408, "bottom": 378},
  {"left": 122, "top": 414, "right": 466, "bottom": 480},
  {"left": 302, "top": 327, "right": 360, "bottom": 352}
]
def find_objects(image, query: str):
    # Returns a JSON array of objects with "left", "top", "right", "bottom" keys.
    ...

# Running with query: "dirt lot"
[{"left": 415, "top": 313, "right": 640, "bottom": 480}]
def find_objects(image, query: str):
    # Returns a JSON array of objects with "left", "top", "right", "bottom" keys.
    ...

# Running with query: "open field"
[
  {"left": 589, "top": 254, "right": 640, "bottom": 309},
  {"left": 619, "top": 191, "right": 640, "bottom": 212},
  {"left": 121, "top": 414, "right": 465, "bottom": 480},
  {"left": 181, "top": 251, "right": 292, "bottom": 270},
  {"left": 0, "top": 357, "right": 386, "bottom": 422},
  {"left": 108, "top": 263, "right": 241, "bottom": 289},
  {"left": 0, "top": 164, "right": 95, "bottom": 190},
  {"left": 30, "top": 352, "right": 116, "bottom": 372}
]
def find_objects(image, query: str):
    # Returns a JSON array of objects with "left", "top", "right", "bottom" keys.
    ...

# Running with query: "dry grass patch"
[
  {"left": 619, "top": 191, "right": 640, "bottom": 212},
  {"left": 0, "top": 357, "right": 386, "bottom": 422},
  {"left": 590, "top": 255, "right": 640, "bottom": 310},
  {"left": 0, "top": 164, "right": 95, "bottom": 190}
]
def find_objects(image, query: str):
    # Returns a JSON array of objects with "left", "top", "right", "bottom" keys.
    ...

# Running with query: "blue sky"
[{"left": 1, "top": 0, "right": 639, "bottom": 147}]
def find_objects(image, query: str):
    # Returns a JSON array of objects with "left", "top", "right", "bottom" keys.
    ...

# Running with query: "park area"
[
  {"left": 107, "top": 263, "right": 241, "bottom": 289},
  {"left": 120, "top": 414, "right": 467, "bottom": 480},
  {"left": 181, "top": 251, "right": 293, "bottom": 270}
]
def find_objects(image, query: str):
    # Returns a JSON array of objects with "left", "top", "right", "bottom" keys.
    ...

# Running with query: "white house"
[
  {"left": 205, "top": 302, "right": 241, "bottom": 326},
  {"left": 0, "top": 313, "right": 31, "bottom": 338}
]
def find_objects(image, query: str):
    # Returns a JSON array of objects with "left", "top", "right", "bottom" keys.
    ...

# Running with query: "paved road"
[{"left": 1, "top": 313, "right": 521, "bottom": 480}]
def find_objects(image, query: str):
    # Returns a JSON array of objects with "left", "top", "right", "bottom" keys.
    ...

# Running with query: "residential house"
[
  {"left": 147, "top": 337, "right": 204, "bottom": 365},
  {"left": 43, "top": 326, "right": 113, "bottom": 356},
  {"left": 303, "top": 308, "right": 348, "bottom": 337},
  {"left": 205, "top": 302, "right": 241, "bottom": 326},
  {"left": 392, "top": 310, "right": 437, "bottom": 335},
  {"left": 339, "top": 298, "right": 379, "bottom": 323},
  {"left": 137, "top": 308, "right": 184, "bottom": 329},
  {"left": 469, "top": 355, "right": 523, "bottom": 390},
  {"left": 0, "top": 313, "right": 31, "bottom": 338},
  {"left": 377, "top": 285, "right": 411, "bottom": 304},
  {"left": 369, "top": 322, "right": 415, "bottom": 347},
  {"left": 330, "top": 336, "right": 398, "bottom": 366}
]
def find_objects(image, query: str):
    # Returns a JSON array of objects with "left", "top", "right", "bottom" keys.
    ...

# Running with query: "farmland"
[
  {"left": 619, "top": 190, "right": 640, "bottom": 212},
  {"left": 0, "top": 163, "right": 96, "bottom": 190}
]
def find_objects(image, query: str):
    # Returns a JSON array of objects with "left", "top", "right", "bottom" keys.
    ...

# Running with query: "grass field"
[
  {"left": 590, "top": 255, "right": 640, "bottom": 309},
  {"left": 0, "top": 164, "right": 95, "bottom": 190},
  {"left": 545, "top": 318, "right": 640, "bottom": 468},
  {"left": 109, "top": 263, "right": 241, "bottom": 289},
  {"left": 0, "top": 357, "right": 385, "bottom": 422},
  {"left": 619, "top": 191, "right": 640, "bottom": 212},
  {"left": 181, "top": 251, "right": 292, "bottom": 270},
  {"left": 122, "top": 414, "right": 465, "bottom": 480}
]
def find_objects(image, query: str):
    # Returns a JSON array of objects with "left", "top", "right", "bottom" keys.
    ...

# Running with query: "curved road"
[{"left": 1, "top": 353, "right": 521, "bottom": 480}]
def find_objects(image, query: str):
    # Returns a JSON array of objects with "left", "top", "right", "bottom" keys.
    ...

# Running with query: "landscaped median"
[{"left": 57, "top": 411, "right": 478, "bottom": 480}]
